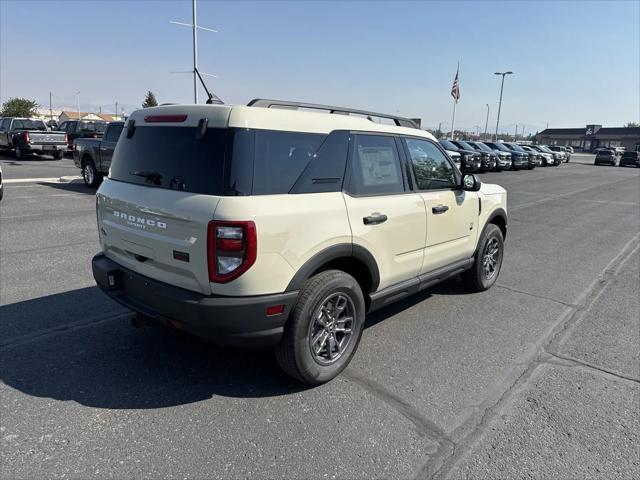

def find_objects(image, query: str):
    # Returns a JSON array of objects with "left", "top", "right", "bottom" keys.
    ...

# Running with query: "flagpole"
[{"left": 450, "top": 99, "right": 457, "bottom": 140}]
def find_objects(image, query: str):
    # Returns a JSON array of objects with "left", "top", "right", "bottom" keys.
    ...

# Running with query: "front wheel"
[
  {"left": 275, "top": 270, "right": 366, "bottom": 385},
  {"left": 462, "top": 223, "right": 504, "bottom": 292},
  {"left": 82, "top": 159, "right": 101, "bottom": 188}
]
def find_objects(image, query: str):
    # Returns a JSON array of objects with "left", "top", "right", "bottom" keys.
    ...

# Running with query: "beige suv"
[{"left": 92, "top": 99, "right": 507, "bottom": 384}]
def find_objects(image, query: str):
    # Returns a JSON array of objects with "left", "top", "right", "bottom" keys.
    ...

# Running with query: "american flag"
[{"left": 451, "top": 66, "right": 460, "bottom": 102}]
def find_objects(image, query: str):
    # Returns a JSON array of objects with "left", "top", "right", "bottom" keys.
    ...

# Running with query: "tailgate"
[
  {"left": 97, "top": 179, "right": 220, "bottom": 295},
  {"left": 28, "top": 131, "right": 67, "bottom": 145}
]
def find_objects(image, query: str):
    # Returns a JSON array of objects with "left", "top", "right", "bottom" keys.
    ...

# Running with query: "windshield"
[
  {"left": 12, "top": 119, "right": 47, "bottom": 130},
  {"left": 506, "top": 143, "right": 526, "bottom": 152},
  {"left": 455, "top": 141, "right": 476, "bottom": 151},
  {"left": 439, "top": 140, "right": 458, "bottom": 150},
  {"left": 473, "top": 142, "right": 493, "bottom": 152},
  {"left": 538, "top": 146, "right": 553, "bottom": 153},
  {"left": 78, "top": 121, "right": 107, "bottom": 132},
  {"left": 488, "top": 142, "right": 510, "bottom": 152}
]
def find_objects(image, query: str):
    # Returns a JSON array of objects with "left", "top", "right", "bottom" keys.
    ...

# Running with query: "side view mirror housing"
[{"left": 462, "top": 173, "right": 481, "bottom": 192}]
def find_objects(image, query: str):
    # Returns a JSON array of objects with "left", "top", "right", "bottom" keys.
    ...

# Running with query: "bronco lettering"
[{"left": 113, "top": 211, "right": 166, "bottom": 229}]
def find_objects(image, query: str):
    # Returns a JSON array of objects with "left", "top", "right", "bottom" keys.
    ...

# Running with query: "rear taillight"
[
  {"left": 92, "top": 133, "right": 98, "bottom": 138},
  {"left": 22, "top": 131, "right": 30, "bottom": 143},
  {"left": 207, "top": 221, "right": 257, "bottom": 283},
  {"left": 64, "top": 133, "right": 68, "bottom": 144}
]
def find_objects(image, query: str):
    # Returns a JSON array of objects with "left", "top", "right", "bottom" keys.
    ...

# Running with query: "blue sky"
[{"left": 1, "top": 0, "right": 638, "bottom": 133}]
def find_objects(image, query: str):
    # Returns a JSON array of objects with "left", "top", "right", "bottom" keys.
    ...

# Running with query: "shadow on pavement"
[
  {"left": 0, "top": 278, "right": 460, "bottom": 408},
  {"left": 38, "top": 181, "right": 95, "bottom": 194}
]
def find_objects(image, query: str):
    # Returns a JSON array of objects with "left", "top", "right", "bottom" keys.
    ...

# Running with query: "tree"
[
  {"left": 142, "top": 91, "right": 158, "bottom": 108},
  {"left": 0, "top": 97, "right": 39, "bottom": 117},
  {"left": 624, "top": 122, "right": 639, "bottom": 128}
]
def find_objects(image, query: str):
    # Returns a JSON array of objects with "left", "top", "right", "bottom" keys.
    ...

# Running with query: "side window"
[
  {"left": 68, "top": 122, "right": 77, "bottom": 133},
  {"left": 252, "top": 130, "right": 326, "bottom": 195},
  {"left": 290, "top": 130, "right": 349, "bottom": 194},
  {"left": 404, "top": 138, "right": 457, "bottom": 190},
  {"left": 347, "top": 134, "right": 404, "bottom": 195},
  {"left": 104, "top": 124, "right": 123, "bottom": 142}
]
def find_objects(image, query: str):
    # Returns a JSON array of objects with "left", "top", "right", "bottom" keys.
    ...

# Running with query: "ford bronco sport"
[{"left": 92, "top": 99, "right": 507, "bottom": 384}]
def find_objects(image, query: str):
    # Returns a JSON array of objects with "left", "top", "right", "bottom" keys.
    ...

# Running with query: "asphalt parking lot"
[{"left": 1, "top": 152, "right": 638, "bottom": 479}]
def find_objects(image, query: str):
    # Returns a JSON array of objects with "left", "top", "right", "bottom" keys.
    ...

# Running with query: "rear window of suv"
[
  {"left": 110, "top": 126, "right": 228, "bottom": 195},
  {"left": 110, "top": 126, "right": 330, "bottom": 196}
]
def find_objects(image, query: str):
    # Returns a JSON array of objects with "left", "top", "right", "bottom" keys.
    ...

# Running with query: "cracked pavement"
[{"left": 1, "top": 154, "right": 639, "bottom": 478}]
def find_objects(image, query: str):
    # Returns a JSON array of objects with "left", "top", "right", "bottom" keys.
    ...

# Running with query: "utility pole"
[
  {"left": 484, "top": 104, "right": 490, "bottom": 140},
  {"left": 515, "top": 124, "right": 518, "bottom": 140},
  {"left": 115, "top": 101, "right": 118, "bottom": 120},
  {"left": 437, "top": 122, "right": 442, "bottom": 138},
  {"left": 494, "top": 71, "right": 513, "bottom": 141},
  {"left": 76, "top": 91, "right": 81, "bottom": 122},
  {"left": 49, "top": 92, "right": 53, "bottom": 122}
]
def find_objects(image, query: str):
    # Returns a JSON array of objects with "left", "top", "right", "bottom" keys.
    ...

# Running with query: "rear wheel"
[
  {"left": 53, "top": 151, "right": 63, "bottom": 160},
  {"left": 82, "top": 159, "right": 101, "bottom": 188},
  {"left": 275, "top": 270, "right": 365, "bottom": 384},
  {"left": 462, "top": 223, "right": 504, "bottom": 292},
  {"left": 14, "top": 143, "right": 27, "bottom": 160}
]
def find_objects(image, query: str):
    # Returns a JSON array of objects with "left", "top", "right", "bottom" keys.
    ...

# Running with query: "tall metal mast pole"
[{"left": 192, "top": 0, "right": 198, "bottom": 104}]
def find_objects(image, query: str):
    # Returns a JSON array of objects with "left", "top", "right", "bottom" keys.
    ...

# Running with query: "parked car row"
[
  {"left": 595, "top": 149, "right": 640, "bottom": 167},
  {"left": 438, "top": 139, "right": 567, "bottom": 173}
]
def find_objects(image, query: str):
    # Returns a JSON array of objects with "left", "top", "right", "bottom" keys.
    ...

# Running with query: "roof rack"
[{"left": 247, "top": 99, "right": 418, "bottom": 129}]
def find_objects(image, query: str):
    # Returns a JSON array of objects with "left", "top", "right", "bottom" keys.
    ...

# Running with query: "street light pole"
[
  {"left": 484, "top": 103, "right": 489, "bottom": 139},
  {"left": 76, "top": 91, "right": 81, "bottom": 122},
  {"left": 494, "top": 71, "right": 513, "bottom": 141}
]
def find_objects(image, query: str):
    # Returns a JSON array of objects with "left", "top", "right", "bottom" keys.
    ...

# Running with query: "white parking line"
[{"left": 3, "top": 175, "right": 82, "bottom": 184}]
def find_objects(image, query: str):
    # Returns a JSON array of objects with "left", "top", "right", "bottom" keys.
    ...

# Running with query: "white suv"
[{"left": 92, "top": 99, "right": 507, "bottom": 384}]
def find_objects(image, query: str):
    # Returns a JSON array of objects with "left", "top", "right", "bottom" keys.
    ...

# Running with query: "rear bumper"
[
  {"left": 24, "top": 144, "right": 66, "bottom": 152},
  {"left": 92, "top": 254, "right": 298, "bottom": 348}
]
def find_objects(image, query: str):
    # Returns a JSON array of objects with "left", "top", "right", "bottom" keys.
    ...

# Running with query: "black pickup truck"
[
  {"left": 58, "top": 119, "right": 108, "bottom": 154},
  {"left": 73, "top": 122, "right": 124, "bottom": 187}
]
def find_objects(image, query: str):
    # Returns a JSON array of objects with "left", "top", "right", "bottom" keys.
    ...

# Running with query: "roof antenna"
[{"left": 170, "top": 0, "right": 223, "bottom": 104}]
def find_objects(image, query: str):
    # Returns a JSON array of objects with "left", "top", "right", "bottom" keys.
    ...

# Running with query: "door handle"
[
  {"left": 363, "top": 213, "right": 388, "bottom": 225},
  {"left": 432, "top": 205, "right": 449, "bottom": 214}
]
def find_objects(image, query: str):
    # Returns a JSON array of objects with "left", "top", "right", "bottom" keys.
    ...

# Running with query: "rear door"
[
  {"left": 97, "top": 111, "right": 231, "bottom": 295},
  {"left": 97, "top": 123, "right": 123, "bottom": 173},
  {"left": 401, "top": 137, "right": 479, "bottom": 273},
  {"left": 342, "top": 133, "right": 426, "bottom": 290}
]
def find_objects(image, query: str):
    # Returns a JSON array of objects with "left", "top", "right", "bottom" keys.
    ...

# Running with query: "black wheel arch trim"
[
  {"left": 485, "top": 207, "right": 508, "bottom": 239},
  {"left": 285, "top": 243, "right": 380, "bottom": 293}
]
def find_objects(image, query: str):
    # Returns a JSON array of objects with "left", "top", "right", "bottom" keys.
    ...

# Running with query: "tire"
[
  {"left": 14, "top": 143, "right": 26, "bottom": 160},
  {"left": 82, "top": 159, "right": 101, "bottom": 188},
  {"left": 275, "top": 270, "right": 366, "bottom": 385},
  {"left": 53, "top": 151, "right": 63, "bottom": 160},
  {"left": 462, "top": 223, "right": 504, "bottom": 292}
]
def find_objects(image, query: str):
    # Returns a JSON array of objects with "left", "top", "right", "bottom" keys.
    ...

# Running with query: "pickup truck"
[
  {"left": 58, "top": 119, "right": 108, "bottom": 153},
  {"left": 0, "top": 117, "right": 67, "bottom": 159},
  {"left": 73, "top": 122, "right": 124, "bottom": 187}
]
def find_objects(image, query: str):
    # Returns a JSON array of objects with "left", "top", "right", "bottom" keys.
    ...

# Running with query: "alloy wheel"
[
  {"left": 308, "top": 293, "right": 355, "bottom": 365},
  {"left": 482, "top": 238, "right": 500, "bottom": 280}
]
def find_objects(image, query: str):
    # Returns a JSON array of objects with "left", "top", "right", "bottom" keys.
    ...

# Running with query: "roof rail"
[{"left": 247, "top": 99, "right": 418, "bottom": 129}]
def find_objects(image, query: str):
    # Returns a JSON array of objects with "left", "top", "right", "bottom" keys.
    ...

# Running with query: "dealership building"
[{"left": 535, "top": 125, "right": 640, "bottom": 152}]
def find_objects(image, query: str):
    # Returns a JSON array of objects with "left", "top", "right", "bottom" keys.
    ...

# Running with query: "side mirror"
[{"left": 462, "top": 173, "right": 481, "bottom": 192}]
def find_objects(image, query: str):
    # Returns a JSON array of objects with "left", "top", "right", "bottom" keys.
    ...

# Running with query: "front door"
[
  {"left": 342, "top": 133, "right": 426, "bottom": 291},
  {"left": 401, "top": 137, "right": 479, "bottom": 273}
]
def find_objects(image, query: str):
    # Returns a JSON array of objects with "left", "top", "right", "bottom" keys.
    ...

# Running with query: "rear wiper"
[{"left": 129, "top": 170, "right": 162, "bottom": 185}]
